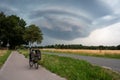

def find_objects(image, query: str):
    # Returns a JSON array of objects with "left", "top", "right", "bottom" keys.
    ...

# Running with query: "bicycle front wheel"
[
  {"left": 29, "top": 61, "right": 33, "bottom": 68},
  {"left": 34, "top": 62, "right": 39, "bottom": 69}
]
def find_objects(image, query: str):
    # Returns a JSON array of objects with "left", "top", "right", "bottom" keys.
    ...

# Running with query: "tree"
[
  {"left": 117, "top": 45, "right": 120, "bottom": 50},
  {"left": 99, "top": 45, "right": 104, "bottom": 53},
  {"left": 0, "top": 12, "right": 6, "bottom": 40},
  {"left": 23, "top": 24, "right": 43, "bottom": 47},
  {"left": 0, "top": 12, "right": 26, "bottom": 49},
  {"left": 0, "top": 12, "right": 44, "bottom": 49}
]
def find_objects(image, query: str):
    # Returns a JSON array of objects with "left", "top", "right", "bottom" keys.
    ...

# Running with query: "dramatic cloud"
[
  {"left": 0, "top": 0, "right": 120, "bottom": 45},
  {"left": 28, "top": 0, "right": 112, "bottom": 40},
  {"left": 0, "top": 3, "right": 18, "bottom": 15},
  {"left": 29, "top": 8, "right": 92, "bottom": 40},
  {"left": 92, "top": 14, "right": 120, "bottom": 28},
  {"left": 71, "top": 22, "right": 120, "bottom": 46}
]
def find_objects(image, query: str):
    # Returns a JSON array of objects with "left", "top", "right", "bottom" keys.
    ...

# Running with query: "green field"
[
  {"left": 19, "top": 49, "right": 120, "bottom": 80},
  {"left": 0, "top": 50, "right": 11, "bottom": 68}
]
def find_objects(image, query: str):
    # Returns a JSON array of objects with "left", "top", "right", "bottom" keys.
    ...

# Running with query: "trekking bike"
[{"left": 29, "top": 56, "right": 39, "bottom": 69}]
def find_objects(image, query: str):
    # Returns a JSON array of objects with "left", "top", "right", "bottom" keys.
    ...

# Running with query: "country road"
[
  {"left": 0, "top": 51, "right": 66, "bottom": 80},
  {"left": 43, "top": 52, "right": 120, "bottom": 73}
]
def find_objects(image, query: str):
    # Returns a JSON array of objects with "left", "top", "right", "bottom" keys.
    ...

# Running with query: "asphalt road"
[
  {"left": 0, "top": 51, "right": 66, "bottom": 80},
  {"left": 43, "top": 52, "right": 120, "bottom": 73}
]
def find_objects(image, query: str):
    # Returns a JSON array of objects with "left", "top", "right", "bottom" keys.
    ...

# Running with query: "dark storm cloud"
[
  {"left": 0, "top": 5, "right": 17, "bottom": 15},
  {"left": 29, "top": 9, "right": 92, "bottom": 24},
  {"left": 41, "top": 27, "right": 80, "bottom": 40},
  {"left": 32, "top": 15, "right": 91, "bottom": 40},
  {"left": 45, "top": 17, "right": 89, "bottom": 39},
  {"left": 28, "top": 0, "right": 112, "bottom": 18},
  {"left": 28, "top": 0, "right": 112, "bottom": 40},
  {"left": 0, "top": 0, "right": 114, "bottom": 40}
]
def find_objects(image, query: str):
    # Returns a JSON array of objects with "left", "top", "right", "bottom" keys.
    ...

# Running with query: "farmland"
[
  {"left": 41, "top": 49, "right": 120, "bottom": 59},
  {"left": 0, "top": 50, "right": 7, "bottom": 56}
]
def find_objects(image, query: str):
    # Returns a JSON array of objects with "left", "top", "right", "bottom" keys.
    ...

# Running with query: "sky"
[{"left": 0, "top": 0, "right": 120, "bottom": 46}]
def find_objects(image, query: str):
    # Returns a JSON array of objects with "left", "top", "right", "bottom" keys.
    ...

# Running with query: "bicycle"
[{"left": 29, "top": 55, "right": 39, "bottom": 69}]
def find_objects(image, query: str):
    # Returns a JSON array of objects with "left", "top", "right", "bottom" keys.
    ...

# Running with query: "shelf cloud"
[{"left": 0, "top": 0, "right": 120, "bottom": 45}]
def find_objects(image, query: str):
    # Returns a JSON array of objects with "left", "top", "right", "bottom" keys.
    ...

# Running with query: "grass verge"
[
  {"left": 0, "top": 50, "right": 11, "bottom": 68},
  {"left": 19, "top": 49, "right": 28, "bottom": 58},
  {"left": 19, "top": 49, "right": 120, "bottom": 80},
  {"left": 40, "top": 54, "right": 120, "bottom": 80},
  {"left": 41, "top": 50, "right": 120, "bottom": 59}
]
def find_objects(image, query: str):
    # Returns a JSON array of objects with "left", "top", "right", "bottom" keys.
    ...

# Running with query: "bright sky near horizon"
[{"left": 0, "top": 0, "right": 120, "bottom": 46}]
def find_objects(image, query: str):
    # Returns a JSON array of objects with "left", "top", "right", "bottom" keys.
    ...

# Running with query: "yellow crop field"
[
  {"left": 41, "top": 49, "right": 120, "bottom": 55},
  {"left": 0, "top": 50, "right": 7, "bottom": 56}
]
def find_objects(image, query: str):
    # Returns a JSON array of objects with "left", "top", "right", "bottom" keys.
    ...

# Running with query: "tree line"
[
  {"left": 42, "top": 44, "right": 120, "bottom": 50},
  {"left": 0, "top": 12, "right": 43, "bottom": 49}
]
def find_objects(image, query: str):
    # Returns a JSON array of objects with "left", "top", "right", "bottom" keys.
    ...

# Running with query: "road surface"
[
  {"left": 43, "top": 52, "right": 120, "bottom": 73},
  {"left": 0, "top": 51, "right": 66, "bottom": 80}
]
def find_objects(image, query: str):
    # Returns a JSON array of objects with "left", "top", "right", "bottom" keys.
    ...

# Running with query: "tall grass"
[
  {"left": 39, "top": 54, "right": 119, "bottom": 80},
  {"left": 19, "top": 49, "right": 29, "bottom": 58},
  {"left": 0, "top": 50, "right": 11, "bottom": 68}
]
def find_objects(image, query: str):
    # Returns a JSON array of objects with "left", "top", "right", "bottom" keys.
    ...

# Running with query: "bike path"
[{"left": 0, "top": 51, "right": 66, "bottom": 80}]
